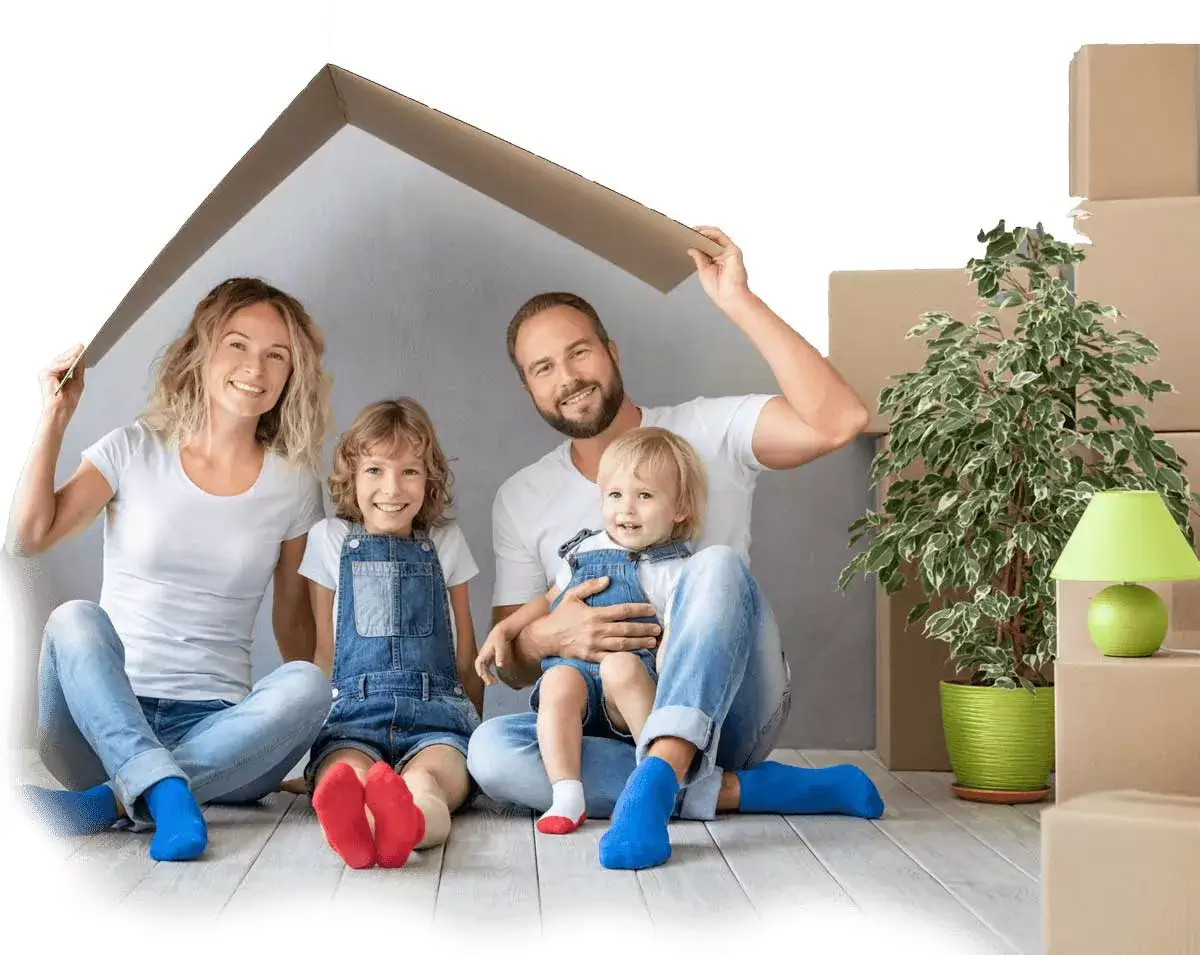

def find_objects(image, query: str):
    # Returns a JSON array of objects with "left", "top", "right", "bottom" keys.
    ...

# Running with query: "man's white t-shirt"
[
  {"left": 552, "top": 531, "right": 687, "bottom": 623},
  {"left": 83, "top": 420, "right": 326, "bottom": 703},
  {"left": 298, "top": 517, "right": 479, "bottom": 645},
  {"left": 493, "top": 394, "right": 773, "bottom": 607}
]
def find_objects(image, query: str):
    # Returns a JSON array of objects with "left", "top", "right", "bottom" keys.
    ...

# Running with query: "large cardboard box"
[
  {"left": 1069, "top": 44, "right": 1199, "bottom": 200},
  {"left": 829, "top": 269, "right": 990, "bottom": 435},
  {"left": 872, "top": 436, "right": 964, "bottom": 771},
  {"left": 1054, "top": 650, "right": 1200, "bottom": 802},
  {"left": 875, "top": 572, "right": 960, "bottom": 771},
  {"left": 1043, "top": 790, "right": 1200, "bottom": 954},
  {"left": 1073, "top": 197, "right": 1200, "bottom": 432},
  {"left": 1055, "top": 432, "right": 1200, "bottom": 657}
]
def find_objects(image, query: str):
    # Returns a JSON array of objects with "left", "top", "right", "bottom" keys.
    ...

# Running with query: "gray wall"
[{"left": 12, "top": 126, "right": 876, "bottom": 748}]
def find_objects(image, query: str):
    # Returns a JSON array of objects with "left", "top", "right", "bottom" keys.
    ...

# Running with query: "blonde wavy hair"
[
  {"left": 328, "top": 398, "right": 455, "bottom": 529},
  {"left": 597, "top": 426, "right": 708, "bottom": 544},
  {"left": 140, "top": 277, "right": 331, "bottom": 470}
]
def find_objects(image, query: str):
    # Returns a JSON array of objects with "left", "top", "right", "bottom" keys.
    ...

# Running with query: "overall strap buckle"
[{"left": 556, "top": 527, "right": 597, "bottom": 559}]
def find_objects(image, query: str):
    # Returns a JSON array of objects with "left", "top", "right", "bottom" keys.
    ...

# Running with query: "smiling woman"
[{"left": 6, "top": 277, "right": 335, "bottom": 863}]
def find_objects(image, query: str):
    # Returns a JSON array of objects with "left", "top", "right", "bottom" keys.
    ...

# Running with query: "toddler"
[{"left": 476, "top": 426, "right": 705, "bottom": 834}]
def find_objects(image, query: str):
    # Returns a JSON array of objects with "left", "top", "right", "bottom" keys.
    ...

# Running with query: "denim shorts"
[
  {"left": 304, "top": 682, "right": 479, "bottom": 790},
  {"left": 530, "top": 650, "right": 657, "bottom": 741}
]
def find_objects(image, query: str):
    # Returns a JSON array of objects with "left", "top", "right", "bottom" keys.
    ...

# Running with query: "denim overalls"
[
  {"left": 304, "top": 523, "right": 480, "bottom": 788},
  {"left": 529, "top": 528, "right": 691, "bottom": 740}
]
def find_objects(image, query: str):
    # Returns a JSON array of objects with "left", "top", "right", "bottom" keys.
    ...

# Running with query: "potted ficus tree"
[{"left": 839, "top": 220, "right": 1200, "bottom": 803}]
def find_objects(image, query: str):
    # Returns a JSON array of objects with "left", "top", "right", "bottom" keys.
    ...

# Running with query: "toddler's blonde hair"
[{"left": 597, "top": 426, "right": 707, "bottom": 544}]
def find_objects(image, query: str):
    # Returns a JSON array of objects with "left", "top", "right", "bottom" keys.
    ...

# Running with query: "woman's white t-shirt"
[
  {"left": 298, "top": 516, "right": 479, "bottom": 645},
  {"left": 82, "top": 420, "right": 326, "bottom": 703}
]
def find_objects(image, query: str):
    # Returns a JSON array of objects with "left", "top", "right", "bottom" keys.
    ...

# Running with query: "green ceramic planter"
[{"left": 940, "top": 680, "right": 1055, "bottom": 793}]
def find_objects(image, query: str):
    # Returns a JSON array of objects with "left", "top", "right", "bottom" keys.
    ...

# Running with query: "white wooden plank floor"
[{"left": 10, "top": 748, "right": 1050, "bottom": 952}]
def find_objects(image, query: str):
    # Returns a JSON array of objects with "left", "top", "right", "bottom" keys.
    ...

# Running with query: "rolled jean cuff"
[
  {"left": 639, "top": 704, "right": 719, "bottom": 776},
  {"left": 113, "top": 748, "right": 186, "bottom": 828},
  {"left": 677, "top": 768, "right": 722, "bottom": 821}
]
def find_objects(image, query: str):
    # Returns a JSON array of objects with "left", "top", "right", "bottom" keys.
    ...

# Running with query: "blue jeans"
[
  {"left": 467, "top": 546, "right": 792, "bottom": 820},
  {"left": 36, "top": 600, "right": 332, "bottom": 828}
]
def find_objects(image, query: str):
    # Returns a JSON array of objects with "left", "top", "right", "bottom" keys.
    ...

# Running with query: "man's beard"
[{"left": 538, "top": 370, "right": 626, "bottom": 439}]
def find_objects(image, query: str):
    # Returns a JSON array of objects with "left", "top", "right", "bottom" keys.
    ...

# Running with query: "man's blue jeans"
[
  {"left": 36, "top": 600, "right": 332, "bottom": 828},
  {"left": 467, "top": 546, "right": 792, "bottom": 820}
]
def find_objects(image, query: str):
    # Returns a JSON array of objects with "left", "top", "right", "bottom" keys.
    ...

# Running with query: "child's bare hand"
[
  {"left": 475, "top": 630, "right": 510, "bottom": 686},
  {"left": 475, "top": 643, "right": 497, "bottom": 685}
]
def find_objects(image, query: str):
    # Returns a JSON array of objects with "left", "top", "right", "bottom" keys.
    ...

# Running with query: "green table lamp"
[{"left": 1051, "top": 490, "right": 1200, "bottom": 657}]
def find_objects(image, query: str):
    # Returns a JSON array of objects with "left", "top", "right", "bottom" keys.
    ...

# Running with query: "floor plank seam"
[
  {"left": 218, "top": 794, "right": 298, "bottom": 917},
  {"left": 430, "top": 818, "right": 450, "bottom": 915},
  {"left": 697, "top": 819, "right": 758, "bottom": 917},
  {"left": 863, "top": 751, "right": 1043, "bottom": 882},
  {"left": 525, "top": 810, "right": 545, "bottom": 932},
  {"left": 775, "top": 815, "right": 867, "bottom": 917},
  {"left": 113, "top": 850, "right": 159, "bottom": 905},
  {"left": 794, "top": 750, "right": 1018, "bottom": 952},
  {"left": 865, "top": 814, "right": 1023, "bottom": 954},
  {"left": 704, "top": 819, "right": 767, "bottom": 921}
]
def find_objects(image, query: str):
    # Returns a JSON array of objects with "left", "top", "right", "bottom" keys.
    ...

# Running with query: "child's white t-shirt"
[
  {"left": 552, "top": 531, "right": 687, "bottom": 623},
  {"left": 298, "top": 516, "right": 479, "bottom": 644},
  {"left": 492, "top": 394, "right": 773, "bottom": 607},
  {"left": 82, "top": 419, "right": 326, "bottom": 703}
]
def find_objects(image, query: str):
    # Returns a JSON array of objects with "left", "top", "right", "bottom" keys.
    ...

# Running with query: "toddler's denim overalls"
[
  {"left": 304, "top": 524, "right": 480, "bottom": 788},
  {"left": 529, "top": 528, "right": 690, "bottom": 740}
]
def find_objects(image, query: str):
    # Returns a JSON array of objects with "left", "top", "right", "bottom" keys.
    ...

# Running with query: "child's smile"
[
  {"left": 601, "top": 463, "right": 685, "bottom": 551},
  {"left": 356, "top": 440, "right": 427, "bottom": 536}
]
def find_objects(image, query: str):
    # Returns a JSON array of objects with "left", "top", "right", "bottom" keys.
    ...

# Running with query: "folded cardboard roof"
[{"left": 83, "top": 63, "right": 723, "bottom": 366}]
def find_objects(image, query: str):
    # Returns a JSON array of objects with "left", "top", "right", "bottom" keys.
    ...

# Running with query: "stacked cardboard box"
[
  {"left": 1043, "top": 791, "right": 1200, "bottom": 953},
  {"left": 828, "top": 46, "right": 1200, "bottom": 793},
  {"left": 1045, "top": 43, "right": 1200, "bottom": 954}
]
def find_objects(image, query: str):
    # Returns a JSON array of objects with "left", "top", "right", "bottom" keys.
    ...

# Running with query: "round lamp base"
[{"left": 1086, "top": 583, "right": 1168, "bottom": 657}]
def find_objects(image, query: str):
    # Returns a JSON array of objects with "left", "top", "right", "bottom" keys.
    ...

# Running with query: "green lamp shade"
[
  {"left": 1051, "top": 490, "right": 1200, "bottom": 583},
  {"left": 1052, "top": 490, "right": 1200, "bottom": 658}
]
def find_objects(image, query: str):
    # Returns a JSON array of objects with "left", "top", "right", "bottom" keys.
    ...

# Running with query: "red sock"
[
  {"left": 312, "top": 762, "right": 376, "bottom": 869},
  {"left": 364, "top": 762, "right": 426, "bottom": 868},
  {"left": 536, "top": 812, "right": 587, "bottom": 835}
]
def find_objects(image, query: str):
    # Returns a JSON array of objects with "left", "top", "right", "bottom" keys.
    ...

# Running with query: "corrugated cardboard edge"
[
  {"left": 84, "top": 63, "right": 723, "bottom": 367},
  {"left": 330, "top": 66, "right": 721, "bottom": 298},
  {"left": 86, "top": 66, "right": 347, "bottom": 364},
  {"left": 1068, "top": 47, "right": 1086, "bottom": 198}
]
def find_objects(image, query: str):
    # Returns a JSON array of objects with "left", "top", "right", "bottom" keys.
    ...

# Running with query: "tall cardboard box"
[
  {"left": 1054, "top": 650, "right": 1200, "bottom": 802},
  {"left": 1043, "top": 790, "right": 1200, "bottom": 954},
  {"left": 1069, "top": 44, "right": 1199, "bottom": 200},
  {"left": 1073, "top": 198, "right": 1200, "bottom": 432},
  {"left": 872, "top": 437, "right": 961, "bottom": 771},
  {"left": 828, "top": 269, "right": 988, "bottom": 436}
]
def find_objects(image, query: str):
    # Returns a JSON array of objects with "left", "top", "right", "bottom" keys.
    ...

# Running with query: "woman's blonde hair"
[
  {"left": 140, "top": 277, "right": 331, "bottom": 470},
  {"left": 328, "top": 398, "right": 455, "bottom": 529},
  {"left": 597, "top": 426, "right": 708, "bottom": 543}
]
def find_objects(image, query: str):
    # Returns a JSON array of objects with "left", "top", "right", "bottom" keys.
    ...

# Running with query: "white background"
[{"left": 2, "top": 0, "right": 1198, "bottom": 947}]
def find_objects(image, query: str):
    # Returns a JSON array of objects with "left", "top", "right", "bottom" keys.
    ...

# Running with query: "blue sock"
[
  {"left": 735, "top": 761, "right": 884, "bottom": 818},
  {"left": 598, "top": 756, "right": 678, "bottom": 871},
  {"left": 19, "top": 783, "right": 119, "bottom": 836},
  {"left": 143, "top": 777, "right": 207, "bottom": 862}
]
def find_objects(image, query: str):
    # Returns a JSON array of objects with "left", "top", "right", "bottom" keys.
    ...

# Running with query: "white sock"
[{"left": 538, "top": 779, "right": 587, "bottom": 832}]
